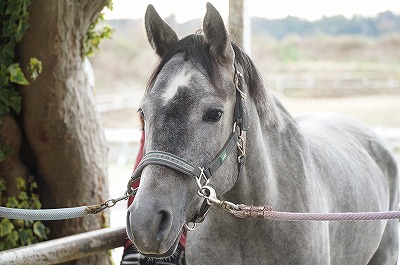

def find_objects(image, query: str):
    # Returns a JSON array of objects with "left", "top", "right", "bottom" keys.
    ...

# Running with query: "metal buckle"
[{"left": 195, "top": 167, "right": 209, "bottom": 191}]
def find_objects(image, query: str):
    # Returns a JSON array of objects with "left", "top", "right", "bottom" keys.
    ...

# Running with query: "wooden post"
[{"left": 229, "top": 0, "right": 251, "bottom": 54}]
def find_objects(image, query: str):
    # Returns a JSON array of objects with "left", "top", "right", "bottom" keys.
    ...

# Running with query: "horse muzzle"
[{"left": 126, "top": 202, "right": 181, "bottom": 258}]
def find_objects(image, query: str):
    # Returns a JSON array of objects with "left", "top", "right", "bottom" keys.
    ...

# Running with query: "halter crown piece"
[{"left": 126, "top": 61, "right": 248, "bottom": 228}]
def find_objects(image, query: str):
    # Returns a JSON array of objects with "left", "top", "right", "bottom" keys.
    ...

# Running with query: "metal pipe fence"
[{"left": 0, "top": 226, "right": 126, "bottom": 265}]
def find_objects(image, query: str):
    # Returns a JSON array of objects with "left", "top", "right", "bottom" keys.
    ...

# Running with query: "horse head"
[{"left": 126, "top": 3, "right": 246, "bottom": 257}]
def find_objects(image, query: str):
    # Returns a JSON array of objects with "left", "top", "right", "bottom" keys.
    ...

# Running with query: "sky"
[{"left": 104, "top": 0, "right": 400, "bottom": 22}]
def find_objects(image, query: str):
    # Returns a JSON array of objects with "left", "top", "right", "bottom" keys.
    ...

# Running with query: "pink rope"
[{"left": 229, "top": 204, "right": 400, "bottom": 221}]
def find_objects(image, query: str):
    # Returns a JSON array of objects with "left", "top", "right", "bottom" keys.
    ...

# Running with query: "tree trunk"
[
  {"left": 17, "top": 1, "right": 110, "bottom": 264},
  {"left": 0, "top": 115, "right": 29, "bottom": 198}
]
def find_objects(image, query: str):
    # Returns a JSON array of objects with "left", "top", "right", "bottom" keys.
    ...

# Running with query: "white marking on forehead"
[{"left": 162, "top": 70, "right": 192, "bottom": 103}]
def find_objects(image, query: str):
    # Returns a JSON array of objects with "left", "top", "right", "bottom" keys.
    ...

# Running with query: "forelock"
[{"left": 146, "top": 34, "right": 219, "bottom": 93}]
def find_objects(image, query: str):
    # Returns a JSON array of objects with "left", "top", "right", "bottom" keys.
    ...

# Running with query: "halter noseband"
[{"left": 126, "top": 64, "right": 248, "bottom": 227}]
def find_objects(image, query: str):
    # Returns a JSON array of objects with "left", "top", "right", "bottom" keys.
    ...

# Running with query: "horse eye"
[{"left": 204, "top": 109, "right": 223, "bottom": 122}]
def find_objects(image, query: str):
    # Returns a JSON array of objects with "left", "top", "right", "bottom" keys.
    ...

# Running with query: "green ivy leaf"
[
  {"left": 4, "top": 89, "right": 22, "bottom": 113},
  {"left": 0, "top": 219, "right": 15, "bottom": 237},
  {"left": 105, "top": 0, "right": 113, "bottom": 10},
  {"left": 0, "top": 42, "right": 16, "bottom": 66},
  {"left": 24, "top": 220, "right": 33, "bottom": 227},
  {"left": 8, "top": 63, "right": 29, "bottom": 85},
  {"left": 30, "top": 193, "right": 42, "bottom": 209},
  {"left": 16, "top": 20, "right": 30, "bottom": 43},
  {"left": 18, "top": 191, "right": 28, "bottom": 201},
  {"left": 16, "top": 177, "right": 26, "bottom": 191},
  {"left": 0, "top": 65, "right": 11, "bottom": 86},
  {"left": 0, "top": 83, "right": 23, "bottom": 119},
  {"left": 30, "top": 181, "right": 38, "bottom": 191},
  {"left": 7, "top": 230, "right": 19, "bottom": 245},
  {"left": 82, "top": 7, "right": 113, "bottom": 57},
  {"left": 18, "top": 200, "right": 30, "bottom": 209},
  {"left": 6, "top": 196, "right": 18, "bottom": 208},
  {"left": 5, "top": 1, "right": 18, "bottom": 15},
  {"left": 19, "top": 229, "right": 33, "bottom": 245},
  {"left": 33, "top": 221, "right": 47, "bottom": 240},
  {"left": 13, "top": 219, "right": 25, "bottom": 229},
  {"left": 27, "top": 57, "right": 42, "bottom": 80}
]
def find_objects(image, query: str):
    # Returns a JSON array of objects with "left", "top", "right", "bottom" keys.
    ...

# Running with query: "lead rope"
[
  {"left": 0, "top": 188, "right": 137, "bottom": 221},
  {"left": 3, "top": 184, "right": 400, "bottom": 222},
  {"left": 229, "top": 205, "right": 400, "bottom": 221},
  {"left": 198, "top": 185, "right": 400, "bottom": 221}
]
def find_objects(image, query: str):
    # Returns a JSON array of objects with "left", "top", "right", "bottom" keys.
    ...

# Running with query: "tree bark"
[
  {"left": 0, "top": 115, "right": 29, "bottom": 198},
  {"left": 17, "top": 1, "right": 109, "bottom": 264}
]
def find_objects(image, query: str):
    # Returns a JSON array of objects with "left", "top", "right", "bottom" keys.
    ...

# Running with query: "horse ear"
[
  {"left": 203, "top": 2, "right": 234, "bottom": 63},
  {"left": 145, "top": 4, "right": 179, "bottom": 57}
]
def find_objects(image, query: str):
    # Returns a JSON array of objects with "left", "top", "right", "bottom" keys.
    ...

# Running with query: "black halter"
[{"left": 127, "top": 65, "right": 248, "bottom": 225}]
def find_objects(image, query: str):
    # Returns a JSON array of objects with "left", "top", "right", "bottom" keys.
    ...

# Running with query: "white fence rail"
[{"left": 268, "top": 74, "right": 400, "bottom": 93}]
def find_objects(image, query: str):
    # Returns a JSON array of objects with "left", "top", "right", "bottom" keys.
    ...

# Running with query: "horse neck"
[{"left": 225, "top": 95, "right": 311, "bottom": 207}]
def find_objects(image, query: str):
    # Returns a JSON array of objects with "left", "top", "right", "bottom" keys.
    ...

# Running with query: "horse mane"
[
  {"left": 146, "top": 33, "right": 288, "bottom": 130},
  {"left": 230, "top": 43, "right": 287, "bottom": 130}
]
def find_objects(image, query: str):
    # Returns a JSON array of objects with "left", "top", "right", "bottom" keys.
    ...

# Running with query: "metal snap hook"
[
  {"left": 184, "top": 222, "right": 196, "bottom": 231},
  {"left": 199, "top": 185, "right": 217, "bottom": 205}
]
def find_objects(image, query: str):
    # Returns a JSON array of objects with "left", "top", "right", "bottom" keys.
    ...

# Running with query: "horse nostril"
[{"left": 157, "top": 210, "right": 172, "bottom": 241}]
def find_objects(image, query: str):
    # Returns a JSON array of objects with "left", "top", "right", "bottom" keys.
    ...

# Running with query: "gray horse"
[{"left": 126, "top": 3, "right": 399, "bottom": 264}]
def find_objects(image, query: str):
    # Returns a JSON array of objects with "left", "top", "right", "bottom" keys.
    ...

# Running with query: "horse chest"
[{"left": 185, "top": 213, "right": 330, "bottom": 265}]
